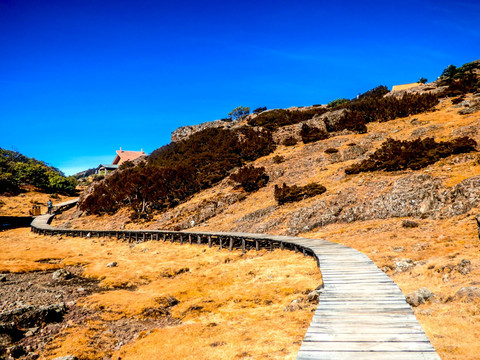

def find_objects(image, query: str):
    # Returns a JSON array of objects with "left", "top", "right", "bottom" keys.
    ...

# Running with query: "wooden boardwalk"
[{"left": 31, "top": 200, "right": 440, "bottom": 359}]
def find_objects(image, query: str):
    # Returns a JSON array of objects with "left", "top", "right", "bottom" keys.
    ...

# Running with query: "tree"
[
  {"left": 418, "top": 77, "right": 428, "bottom": 84},
  {"left": 228, "top": 106, "right": 250, "bottom": 121},
  {"left": 441, "top": 65, "right": 457, "bottom": 79}
]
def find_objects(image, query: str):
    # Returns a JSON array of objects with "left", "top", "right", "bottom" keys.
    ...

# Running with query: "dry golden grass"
[
  {"left": 0, "top": 190, "right": 76, "bottom": 216},
  {"left": 0, "top": 225, "right": 320, "bottom": 359}
]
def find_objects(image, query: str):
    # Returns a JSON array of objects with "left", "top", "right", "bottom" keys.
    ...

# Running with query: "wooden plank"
[
  {"left": 297, "top": 351, "right": 441, "bottom": 360},
  {"left": 299, "top": 341, "right": 436, "bottom": 352},
  {"left": 303, "top": 333, "right": 432, "bottom": 342}
]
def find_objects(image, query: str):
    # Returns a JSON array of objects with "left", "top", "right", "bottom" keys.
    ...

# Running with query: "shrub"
[
  {"left": 327, "top": 98, "right": 350, "bottom": 108},
  {"left": 230, "top": 165, "right": 269, "bottom": 192},
  {"left": 345, "top": 137, "right": 477, "bottom": 175},
  {"left": 228, "top": 106, "right": 250, "bottom": 121},
  {"left": 418, "top": 77, "right": 428, "bottom": 84},
  {"left": 347, "top": 92, "right": 439, "bottom": 123},
  {"left": 440, "top": 65, "right": 457, "bottom": 80},
  {"left": 326, "top": 110, "right": 367, "bottom": 134},
  {"left": 274, "top": 182, "right": 326, "bottom": 205},
  {"left": 80, "top": 127, "right": 276, "bottom": 218},
  {"left": 119, "top": 160, "right": 135, "bottom": 170},
  {"left": 282, "top": 137, "right": 298, "bottom": 146},
  {"left": 272, "top": 155, "right": 285, "bottom": 164},
  {"left": 325, "top": 148, "right": 338, "bottom": 154},
  {"left": 439, "top": 61, "right": 480, "bottom": 96},
  {"left": 356, "top": 85, "right": 389, "bottom": 100},
  {"left": 300, "top": 124, "right": 329, "bottom": 144},
  {"left": 247, "top": 108, "right": 328, "bottom": 130},
  {"left": 253, "top": 106, "right": 267, "bottom": 114}
]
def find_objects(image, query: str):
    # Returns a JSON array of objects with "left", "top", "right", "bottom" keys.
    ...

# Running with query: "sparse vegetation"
[
  {"left": 230, "top": 165, "right": 269, "bottom": 192},
  {"left": 274, "top": 182, "right": 326, "bottom": 205},
  {"left": 324, "top": 148, "right": 338, "bottom": 154},
  {"left": 345, "top": 137, "right": 477, "bottom": 174},
  {"left": 418, "top": 77, "right": 428, "bottom": 84}
]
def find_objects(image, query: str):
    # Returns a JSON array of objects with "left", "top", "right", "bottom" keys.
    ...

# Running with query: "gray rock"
[
  {"left": 306, "top": 291, "right": 319, "bottom": 303},
  {"left": 406, "top": 292, "right": 425, "bottom": 307},
  {"left": 457, "top": 259, "right": 471, "bottom": 275},
  {"left": 406, "top": 287, "right": 434, "bottom": 307},
  {"left": 106, "top": 262, "right": 117, "bottom": 268},
  {"left": 284, "top": 298, "right": 304, "bottom": 312},
  {"left": 52, "top": 356, "right": 78, "bottom": 360},
  {"left": 395, "top": 259, "right": 414, "bottom": 273},
  {"left": 52, "top": 269, "right": 72, "bottom": 281},
  {"left": 0, "top": 274, "right": 6, "bottom": 282},
  {"left": 456, "top": 286, "right": 480, "bottom": 301}
]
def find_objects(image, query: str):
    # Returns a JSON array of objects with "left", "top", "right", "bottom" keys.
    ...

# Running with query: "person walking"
[{"left": 47, "top": 199, "right": 53, "bottom": 214}]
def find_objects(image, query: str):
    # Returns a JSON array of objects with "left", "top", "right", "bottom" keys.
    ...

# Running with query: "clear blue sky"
[{"left": 1, "top": 0, "right": 479, "bottom": 175}]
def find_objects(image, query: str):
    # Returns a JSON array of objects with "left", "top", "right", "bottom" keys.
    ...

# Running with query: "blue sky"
[{"left": 1, "top": 0, "right": 479, "bottom": 175}]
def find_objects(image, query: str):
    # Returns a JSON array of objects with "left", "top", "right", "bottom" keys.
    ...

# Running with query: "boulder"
[
  {"left": 395, "top": 259, "right": 414, "bottom": 273},
  {"left": 456, "top": 286, "right": 480, "bottom": 301},
  {"left": 406, "top": 287, "right": 434, "bottom": 307},
  {"left": 52, "top": 269, "right": 72, "bottom": 281}
]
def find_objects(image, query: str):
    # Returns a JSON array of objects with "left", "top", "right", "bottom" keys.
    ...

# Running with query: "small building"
[
  {"left": 96, "top": 164, "right": 119, "bottom": 176},
  {"left": 113, "top": 147, "right": 146, "bottom": 165}
]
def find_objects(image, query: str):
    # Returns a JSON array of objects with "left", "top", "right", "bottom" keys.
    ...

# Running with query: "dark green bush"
[
  {"left": 300, "top": 124, "right": 329, "bottom": 143},
  {"left": 247, "top": 108, "right": 328, "bottom": 130},
  {"left": 439, "top": 61, "right": 480, "bottom": 97},
  {"left": 230, "top": 165, "right": 269, "bottom": 192},
  {"left": 345, "top": 137, "right": 477, "bottom": 175},
  {"left": 326, "top": 110, "right": 367, "bottom": 134},
  {"left": 253, "top": 106, "right": 267, "bottom": 114},
  {"left": 327, "top": 98, "right": 350, "bottom": 108},
  {"left": 356, "top": 85, "right": 389, "bottom": 100},
  {"left": 80, "top": 127, "right": 276, "bottom": 218},
  {"left": 274, "top": 182, "right": 326, "bottom": 205}
]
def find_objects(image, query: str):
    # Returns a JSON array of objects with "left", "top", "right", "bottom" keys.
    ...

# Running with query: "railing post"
[
  {"left": 242, "top": 238, "right": 245, "bottom": 253},
  {"left": 255, "top": 240, "right": 259, "bottom": 251},
  {"left": 208, "top": 235, "right": 212, "bottom": 248},
  {"left": 219, "top": 237, "right": 223, "bottom": 250},
  {"left": 229, "top": 237, "right": 233, "bottom": 251}
]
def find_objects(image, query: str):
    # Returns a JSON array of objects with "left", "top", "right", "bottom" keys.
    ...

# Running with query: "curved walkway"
[{"left": 31, "top": 200, "right": 440, "bottom": 360}]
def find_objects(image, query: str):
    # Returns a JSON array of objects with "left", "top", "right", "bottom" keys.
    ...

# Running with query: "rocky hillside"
[{"left": 56, "top": 60, "right": 480, "bottom": 359}]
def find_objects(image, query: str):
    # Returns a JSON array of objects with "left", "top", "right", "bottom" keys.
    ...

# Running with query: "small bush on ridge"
[
  {"left": 230, "top": 165, "right": 269, "bottom": 192},
  {"left": 300, "top": 124, "right": 329, "bottom": 144}
]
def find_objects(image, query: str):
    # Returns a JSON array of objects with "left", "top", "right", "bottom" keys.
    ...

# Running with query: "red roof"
[{"left": 112, "top": 148, "right": 146, "bottom": 165}]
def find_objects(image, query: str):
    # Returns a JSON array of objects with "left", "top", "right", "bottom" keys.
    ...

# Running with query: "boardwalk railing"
[{"left": 30, "top": 200, "right": 440, "bottom": 359}]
